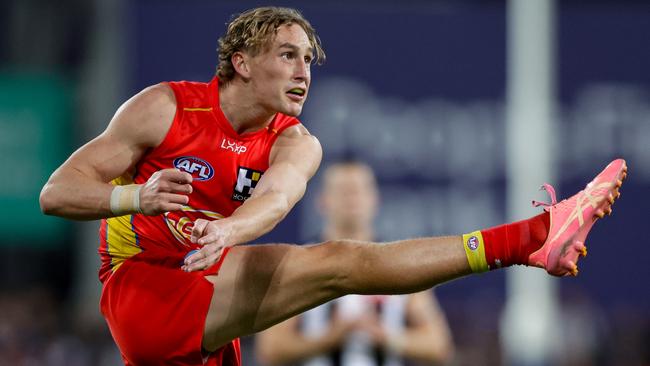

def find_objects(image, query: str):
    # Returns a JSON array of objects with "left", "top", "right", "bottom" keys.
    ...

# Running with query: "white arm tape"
[{"left": 110, "top": 184, "right": 143, "bottom": 216}]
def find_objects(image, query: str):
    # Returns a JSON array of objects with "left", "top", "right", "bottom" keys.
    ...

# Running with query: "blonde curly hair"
[{"left": 216, "top": 7, "right": 325, "bottom": 83}]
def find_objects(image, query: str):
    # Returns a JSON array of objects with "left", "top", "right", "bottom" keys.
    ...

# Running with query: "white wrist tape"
[{"left": 110, "top": 184, "right": 142, "bottom": 216}]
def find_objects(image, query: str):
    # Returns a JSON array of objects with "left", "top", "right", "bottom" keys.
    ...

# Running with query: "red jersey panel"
[{"left": 98, "top": 77, "right": 300, "bottom": 282}]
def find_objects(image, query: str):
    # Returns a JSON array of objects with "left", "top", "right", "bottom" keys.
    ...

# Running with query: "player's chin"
[{"left": 282, "top": 103, "right": 304, "bottom": 117}]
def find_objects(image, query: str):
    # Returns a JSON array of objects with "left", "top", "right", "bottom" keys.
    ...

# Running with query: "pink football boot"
[{"left": 528, "top": 159, "right": 627, "bottom": 276}]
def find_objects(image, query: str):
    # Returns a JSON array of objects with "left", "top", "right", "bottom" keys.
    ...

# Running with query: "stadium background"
[{"left": 0, "top": 0, "right": 648, "bottom": 365}]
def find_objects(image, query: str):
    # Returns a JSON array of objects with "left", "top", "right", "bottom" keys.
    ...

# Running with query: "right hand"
[
  {"left": 182, "top": 218, "right": 234, "bottom": 272},
  {"left": 139, "top": 168, "right": 193, "bottom": 215}
]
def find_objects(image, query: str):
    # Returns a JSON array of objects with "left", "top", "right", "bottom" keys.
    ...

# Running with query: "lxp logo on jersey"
[
  {"left": 467, "top": 236, "right": 479, "bottom": 251},
  {"left": 220, "top": 138, "right": 247, "bottom": 154},
  {"left": 173, "top": 156, "right": 214, "bottom": 181},
  {"left": 232, "top": 166, "right": 263, "bottom": 201}
]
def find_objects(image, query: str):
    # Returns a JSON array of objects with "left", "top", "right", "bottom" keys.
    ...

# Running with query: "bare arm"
[
  {"left": 391, "top": 292, "right": 454, "bottom": 364},
  {"left": 256, "top": 312, "right": 355, "bottom": 366},
  {"left": 183, "top": 124, "right": 322, "bottom": 271},
  {"left": 39, "top": 84, "right": 192, "bottom": 220}
]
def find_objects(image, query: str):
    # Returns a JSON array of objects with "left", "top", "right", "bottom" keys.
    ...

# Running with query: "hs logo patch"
[{"left": 232, "top": 167, "right": 263, "bottom": 201}]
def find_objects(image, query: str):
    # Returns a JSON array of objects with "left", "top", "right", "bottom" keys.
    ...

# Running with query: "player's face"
[
  {"left": 247, "top": 24, "right": 313, "bottom": 117},
  {"left": 321, "top": 165, "right": 379, "bottom": 228}
]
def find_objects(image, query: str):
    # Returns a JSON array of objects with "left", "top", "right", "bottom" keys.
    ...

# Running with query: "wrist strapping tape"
[{"left": 110, "top": 184, "right": 142, "bottom": 216}]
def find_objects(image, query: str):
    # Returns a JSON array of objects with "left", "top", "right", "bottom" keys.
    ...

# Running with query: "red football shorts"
[{"left": 100, "top": 248, "right": 240, "bottom": 366}]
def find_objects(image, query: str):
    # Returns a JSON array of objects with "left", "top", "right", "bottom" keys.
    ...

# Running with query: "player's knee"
[{"left": 313, "top": 239, "right": 370, "bottom": 294}]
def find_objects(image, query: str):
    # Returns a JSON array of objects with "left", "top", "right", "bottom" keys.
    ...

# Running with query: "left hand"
[{"left": 182, "top": 219, "right": 234, "bottom": 272}]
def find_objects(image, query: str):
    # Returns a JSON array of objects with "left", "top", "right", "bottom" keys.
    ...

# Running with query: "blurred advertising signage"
[{"left": 0, "top": 72, "right": 71, "bottom": 246}]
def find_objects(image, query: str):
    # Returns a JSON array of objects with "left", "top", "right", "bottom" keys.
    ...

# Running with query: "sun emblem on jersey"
[{"left": 163, "top": 206, "right": 224, "bottom": 246}]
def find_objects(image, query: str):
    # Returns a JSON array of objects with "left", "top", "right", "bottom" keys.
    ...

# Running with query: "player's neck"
[
  {"left": 219, "top": 82, "right": 275, "bottom": 135},
  {"left": 323, "top": 224, "right": 374, "bottom": 242}
]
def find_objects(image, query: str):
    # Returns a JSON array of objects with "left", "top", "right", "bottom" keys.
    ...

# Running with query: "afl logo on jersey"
[{"left": 173, "top": 156, "right": 214, "bottom": 181}]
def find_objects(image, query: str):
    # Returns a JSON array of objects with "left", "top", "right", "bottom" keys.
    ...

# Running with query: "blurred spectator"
[
  {"left": 555, "top": 284, "right": 610, "bottom": 366},
  {"left": 0, "top": 287, "right": 120, "bottom": 366},
  {"left": 256, "top": 162, "right": 454, "bottom": 366}
]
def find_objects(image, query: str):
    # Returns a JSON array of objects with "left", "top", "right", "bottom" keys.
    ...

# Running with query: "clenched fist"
[{"left": 139, "top": 168, "right": 193, "bottom": 215}]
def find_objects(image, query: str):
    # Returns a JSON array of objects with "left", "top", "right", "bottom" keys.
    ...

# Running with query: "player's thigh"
[{"left": 202, "top": 241, "right": 347, "bottom": 351}]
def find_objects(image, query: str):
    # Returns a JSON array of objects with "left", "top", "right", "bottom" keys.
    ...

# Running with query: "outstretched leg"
[
  {"left": 202, "top": 235, "right": 469, "bottom": 351},
  {"left": 202, "top": 158, "right": 627, "bottom": 351}
]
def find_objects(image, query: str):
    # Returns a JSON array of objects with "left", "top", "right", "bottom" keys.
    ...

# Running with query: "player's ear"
[{"left": 231, "top": 51, "right": 251, "bottom": 80}]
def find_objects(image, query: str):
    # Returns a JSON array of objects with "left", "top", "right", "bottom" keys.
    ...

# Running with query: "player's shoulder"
[
  {"left": 108, "top": 83, "right": 177, "bottom": 146},
  {"left": 124, "top": 83, "right": 177, "bottom": 114},
  {"left": 270, "top": 121, "right": 322, "bottom": 169},
  {"left": 276, "top": 123, "right": 321, "bottom": 150},
  {"left": 274, "top": 114, "right": 312, "bottom": 139},
  {"left": 165, "top": 79, "right": 211, "bottom": 98}
]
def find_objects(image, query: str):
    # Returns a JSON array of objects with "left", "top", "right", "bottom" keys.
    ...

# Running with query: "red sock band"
[{"left": 480, "top": 212, "right": 550, "bottom": 269}]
